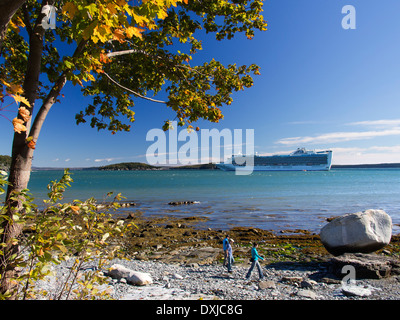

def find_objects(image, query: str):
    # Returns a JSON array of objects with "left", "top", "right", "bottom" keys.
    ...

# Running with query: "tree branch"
[
  {"left": 106, "top": 49, "right": 145, "bottom": 58},
  {"left": 102, "top": 71, "right": 166, "bottom": 104},
  {"left": 29, "top": 39, "right": 89, "bottom": 141}
]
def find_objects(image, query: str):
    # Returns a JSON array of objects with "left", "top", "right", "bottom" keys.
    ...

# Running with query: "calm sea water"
[{"left": 25, "top": 169, "right": 400, "bottom": 233}]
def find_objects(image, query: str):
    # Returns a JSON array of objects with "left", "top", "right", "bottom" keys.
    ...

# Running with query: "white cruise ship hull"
[
  {"left": 216, "top": 163, "right": 331, "bottom": 171},
  {"left": 216, "top": 148, "right": 332, "bottom": 172}
]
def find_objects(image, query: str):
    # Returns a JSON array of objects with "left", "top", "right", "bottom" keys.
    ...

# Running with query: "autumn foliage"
[{"left": 1, "top": 0, "right": 266, "bottom": 135}]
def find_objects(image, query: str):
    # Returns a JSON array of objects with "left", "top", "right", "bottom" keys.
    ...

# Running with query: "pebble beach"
[
  {"left": 34, "top": 252, "right": 400, "bottom": 301},
  {"left": 32, "top": 213, "right": 400, "bottom": 301},
  {"left": 108, "top": 258, "right": 400, "bottom": 300}
]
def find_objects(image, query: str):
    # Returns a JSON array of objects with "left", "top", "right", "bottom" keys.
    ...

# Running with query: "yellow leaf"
[
  {"left": 15, "top": 16, "right": 25, "bottom": 28},
  {"left": 107, "top": 2, "right": 118, "bottom": 15},
  {"left": 125, "top": 26, "right": 144, "bottom": 39},
  {"left": 12, "top": 118, "right": 27, "bottom": 133},
  {"left": 8, "top": 84, "right": 24, "bottom": 95},
  {"left": 13, "top": 94, "right": 31, "bottom": 108},
  {"left": 87, "top": 73, "right": 95, "bottom": 82},
  {"left": 157, "top": 9, "right": 168, "bottom": 20},
  {"left": 113, "top": 29, "right": 125, "bottom": 42},
  {"left": 0, "top": 78, "right": 10, "bottom": 88},
  {"left": 37, "top": 248, "right": 44, "bottom": 257},
  {"left": 132, "top": 12, "right": 147, "bottom": 25},
  {"left": 70, "top": 206, "right": 80, "bottom": 213},
  {"left": 93, "top": 25, "right": 112, "bottom": 43}
]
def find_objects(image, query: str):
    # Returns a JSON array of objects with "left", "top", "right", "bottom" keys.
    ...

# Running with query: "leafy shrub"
[{"left": 0, "top": 169, "right": 134, "bottom": 300}]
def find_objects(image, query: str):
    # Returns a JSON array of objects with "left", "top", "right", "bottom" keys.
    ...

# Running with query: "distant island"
[
  {"left": 0, "top": 155, "right": 11, "bottom": 171},
  {"left": 99, "top": 162, "right": 160, "bottom": 171},
  {"left": 98, "top": 162, "right": 218, "bottom": 171},
  {"left": 25, "top": 162, "right": 218, "bottom": 171},
  {"left": 331, "top": 163, "right": 400, "bottom": 169}
]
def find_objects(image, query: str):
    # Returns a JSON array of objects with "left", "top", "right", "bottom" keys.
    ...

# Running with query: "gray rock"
[
  {"left": 107, "top": 264, "right": 153, "bottom": 286},
  {"left": 341, "top": 285, "right": 372, "bottom": 297},
  {"left": 320, "top": 209, "right": 392, "bottom": 255}
]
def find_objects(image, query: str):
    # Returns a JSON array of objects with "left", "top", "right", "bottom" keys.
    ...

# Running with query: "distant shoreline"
[
  {"left": 28, "top": 162, "right": 400, "bottom": 171},
  {"left": 30, "top": 162, "right": 219, "bottom": 171}
]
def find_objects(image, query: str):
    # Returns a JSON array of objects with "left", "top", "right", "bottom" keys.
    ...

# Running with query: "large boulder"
[
  {"left": 107, "top": 264, "right": 153, "bottom": 286},
  {"left": 320, "top": 209, "right": 392, "bottom": 256}
]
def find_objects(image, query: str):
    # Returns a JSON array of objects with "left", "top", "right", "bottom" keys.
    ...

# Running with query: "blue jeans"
[
  {"left": 227, "top": 255, "right": 234, "bottom": 272},
  {"left": 246, "top": 260, "right": 264, "bottom": 279}
]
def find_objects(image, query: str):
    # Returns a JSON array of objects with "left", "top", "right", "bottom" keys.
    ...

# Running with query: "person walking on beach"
[
  {"left": 222, "top": 235, "right": 230, "bottom": 266},
  {"left": 245, "top": 242, "right": 264, "bottom": 280},
  {"left": 226, "top": 238, "right": 234, "bottom": 273}
]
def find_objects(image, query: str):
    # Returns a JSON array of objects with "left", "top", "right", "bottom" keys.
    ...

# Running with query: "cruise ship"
[{"left": 216, "top": 148, "right": 333, "bottom": 171}]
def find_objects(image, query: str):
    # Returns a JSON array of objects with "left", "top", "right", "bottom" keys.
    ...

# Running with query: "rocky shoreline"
[
  {"left": 107, "top": 257, "right": 400, "bottom": 300},
  {"left": 34, "top": 212, "right": 400, "bottom": 300}
]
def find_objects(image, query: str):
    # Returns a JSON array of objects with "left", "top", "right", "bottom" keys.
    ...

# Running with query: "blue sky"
[{"left": 2, "top": 0, "right": 400, "bottom": 166}]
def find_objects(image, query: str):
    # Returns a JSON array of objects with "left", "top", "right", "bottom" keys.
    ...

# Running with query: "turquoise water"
[{"left": 26, "top": 169, "right": 400, "bottom": 233}]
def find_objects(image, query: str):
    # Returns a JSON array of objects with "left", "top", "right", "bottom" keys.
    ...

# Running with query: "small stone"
[
  {"left": 281, "top": 276, "right": 303, "bottom": 284},
  {"left": 320, "top": 277, "right": 341, "bottom": 284},
  {"left": 259, "top": 280, "right": 276, "bottom": 290},
  {"left": 186, "top": 263, "right": 199, "bottom": 268},
  {"left": 296, "top": 289, "right": 317, "bottom": 299},
  {"left": 300, "top": 280, "right": 316, "bottom": 289}
]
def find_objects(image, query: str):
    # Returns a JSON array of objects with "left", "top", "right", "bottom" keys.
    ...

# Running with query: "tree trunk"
[
  {"left": 0, "top": 1, "right": 51, "bottom": 298},
  {"left": 0, "top": 143, "right": 33, "bottom": 298}
]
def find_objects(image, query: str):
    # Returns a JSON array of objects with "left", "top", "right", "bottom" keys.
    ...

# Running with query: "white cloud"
[
  {"left": 65, "top": 159, "right": 70, "bottom": 162},
  {"left": 276, "top": 127, "right": 400, "bottom": 145},
  {"left": 347, "top": 119, "right": 400, "bottom": 128},
  {"left": 94, "top": 158, "right": 115, "bottom": 162}
]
